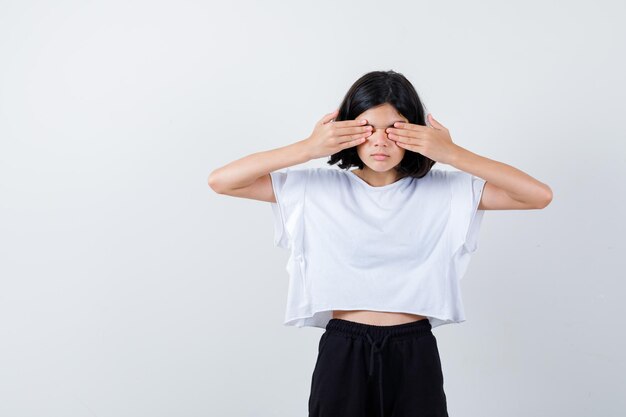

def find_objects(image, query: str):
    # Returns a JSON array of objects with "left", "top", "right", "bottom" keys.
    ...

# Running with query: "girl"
[{"left": 208, "top": 70, "right": 552, "bottom": 417}]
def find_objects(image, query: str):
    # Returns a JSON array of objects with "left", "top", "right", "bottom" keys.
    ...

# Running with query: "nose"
[{"left": 369, "top": 128, "right": 393, "bottom": 145}]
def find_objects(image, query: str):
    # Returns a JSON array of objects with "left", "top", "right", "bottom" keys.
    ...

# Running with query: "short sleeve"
[
  {"left": 269, "top": 168, "right": 310, "bottom": 249},
  {"left": 447, "top": 170, "right": 487, "bottom": 254}
]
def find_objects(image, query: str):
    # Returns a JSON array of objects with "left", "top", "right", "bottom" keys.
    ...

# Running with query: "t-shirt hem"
[{"left": 283, "top": 305, "right": 466, "bottom": 330}]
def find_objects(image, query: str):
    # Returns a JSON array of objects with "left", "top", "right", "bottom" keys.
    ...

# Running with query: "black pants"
[{"left": 308, "top": 318, "right": 448, "bottom": 417}]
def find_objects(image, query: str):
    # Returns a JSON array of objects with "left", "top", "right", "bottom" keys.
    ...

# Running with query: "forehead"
[{"left": 357, "top": 103, "right": 407, "bottom": 125}]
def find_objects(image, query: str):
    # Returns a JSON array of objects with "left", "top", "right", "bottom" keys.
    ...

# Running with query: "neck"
[{"left": 353, "top": 167, "right": 403, "bottom": 187}]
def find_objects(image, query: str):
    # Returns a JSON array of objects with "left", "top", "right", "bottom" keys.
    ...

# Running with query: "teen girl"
[{"left": 209, "top": 70, "right": 553, "bottom": 417}]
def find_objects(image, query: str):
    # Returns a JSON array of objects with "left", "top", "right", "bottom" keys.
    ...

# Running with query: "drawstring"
[{"left": 365, "top": 332, "right": 391, "bottom": 417}]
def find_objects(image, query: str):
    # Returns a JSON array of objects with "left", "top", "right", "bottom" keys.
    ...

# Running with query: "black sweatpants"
[{"left": 308, "top": 318, "right": 449, "bottom": 417}]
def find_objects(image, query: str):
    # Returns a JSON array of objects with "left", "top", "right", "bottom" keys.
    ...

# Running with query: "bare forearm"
[
  {"left": 208, "top": 138, "right": 311, "bottom": 191},
  {"left": 450, "top": 145, "right": 553, "bottom": 206}
]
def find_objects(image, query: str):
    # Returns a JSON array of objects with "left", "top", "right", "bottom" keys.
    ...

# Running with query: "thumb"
[
  {"left": 428, "top": 113, "right": 444, "bottom": 129},
  {"left": 320, "top": 109, "right": 339, "bottom": 125}
]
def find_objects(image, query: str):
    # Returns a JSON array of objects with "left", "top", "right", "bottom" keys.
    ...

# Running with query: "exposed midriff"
[{"left": 332, "top": 310, "right": 428, "bottom": 326}]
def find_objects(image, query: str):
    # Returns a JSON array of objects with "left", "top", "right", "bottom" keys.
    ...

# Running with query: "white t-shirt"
[{"left": 269, "top": 167, "right": 487, "bottom": 329}]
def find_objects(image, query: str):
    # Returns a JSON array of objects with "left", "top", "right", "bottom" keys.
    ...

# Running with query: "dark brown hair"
[{"left": 327, "top": 70, "right": 436, "bottom": 178}]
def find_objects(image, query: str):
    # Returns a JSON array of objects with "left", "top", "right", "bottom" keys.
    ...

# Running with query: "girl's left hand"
[{"left": 386, "top": 114, "right": 461, "bottom": 165}]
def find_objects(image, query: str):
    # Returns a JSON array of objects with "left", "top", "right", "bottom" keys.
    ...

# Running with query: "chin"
[{"left": 365, "top": 160, "right": 402, "bottom": 172}]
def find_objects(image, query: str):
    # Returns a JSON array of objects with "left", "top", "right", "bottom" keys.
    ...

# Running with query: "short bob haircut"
[{"left": 327, "top": 70, "right": 436, "bottom": 179}]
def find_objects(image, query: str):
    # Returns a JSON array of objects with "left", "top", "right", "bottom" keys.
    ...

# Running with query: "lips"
[{"left": 371, "top": 153, "right": 389, "bottom": 157}]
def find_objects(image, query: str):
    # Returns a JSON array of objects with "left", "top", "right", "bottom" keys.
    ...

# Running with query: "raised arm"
[
  {"left": 207, "top": 109, "right": 373, "bottom": 202},
  {"left": 207, "top": 138, "right": 311, "bottom": 202}
]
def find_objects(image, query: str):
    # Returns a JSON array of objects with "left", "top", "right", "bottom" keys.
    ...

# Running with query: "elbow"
[
  {"left": 535, "top": 185, "right": 553, "bottom": 209},
  {"left": 207, "top": 170, "right": 225, "bottom": 194}
]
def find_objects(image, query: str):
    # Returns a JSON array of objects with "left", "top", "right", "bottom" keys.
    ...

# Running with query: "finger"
[
  {"left": 387, "top": 134, "right": 409, "bottom": 144},
  {"left": 386, "top": 127, "right": 413, "bottom": 136},
  {"left": 320, "top": 109, "right": 339, "bottom": 125},
  {"left": 428, "top": 114, "right": 448, "bottom": 130},
  {"left": 396, "top": 141, "right": 421, "bottom": 152},
  {"left": 387, "top": 131, "right": 424, "bottom": 144},
  {"left": 340, "top": 136, "right": 368, "bottom": 149},
  {"left": 336, "top": 125, "right": 373, "bottom": 136},
  {"left": 333, "top": 118, "right": 368, "bottom": 127},
  {"left": 337, "top": 129, "right": 372, "bottom": 144},
  {"left": 391, "top": 121, "right": 427, "bottom": 132}
]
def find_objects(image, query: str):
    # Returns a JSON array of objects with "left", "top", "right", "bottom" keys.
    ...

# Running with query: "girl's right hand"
[{"left": 303, "top": 110, "right": 373, "bottom": 159}]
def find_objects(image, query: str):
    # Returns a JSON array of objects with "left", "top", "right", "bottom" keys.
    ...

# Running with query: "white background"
[{"left": 1, "top": 0, "right": 625, "bottom": 416}]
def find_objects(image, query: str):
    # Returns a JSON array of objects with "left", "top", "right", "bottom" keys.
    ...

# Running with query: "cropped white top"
[{"left": 269, "top": 167, "right": 487, "bottom": 329}]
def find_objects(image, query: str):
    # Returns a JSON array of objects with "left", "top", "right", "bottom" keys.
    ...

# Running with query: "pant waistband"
[{"left": 326, "top": 317, "right": 432, "bottom": 340}]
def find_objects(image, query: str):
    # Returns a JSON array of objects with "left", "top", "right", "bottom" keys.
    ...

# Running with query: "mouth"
[
  {"left": 371, "top": 153, "right": 389, "bottom": 157},
  {"left": 371, "top": 154, "right": 390, "bottom": 160}
]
